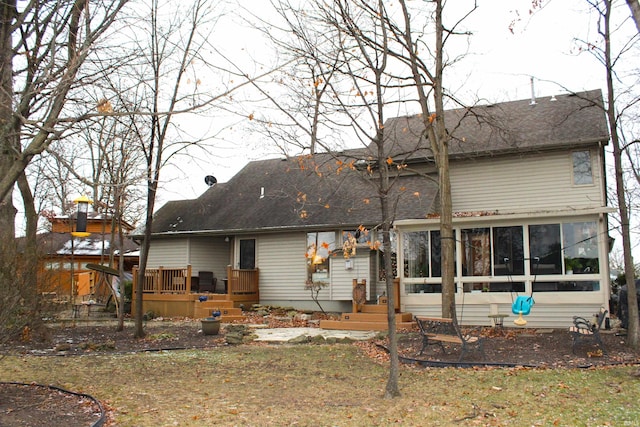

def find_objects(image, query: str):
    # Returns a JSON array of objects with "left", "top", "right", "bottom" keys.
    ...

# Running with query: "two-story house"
[{"left": 140, "top": 89, "right": 612, "bottom": 327}]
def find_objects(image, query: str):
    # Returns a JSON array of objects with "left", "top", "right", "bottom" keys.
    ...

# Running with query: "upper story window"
[{"left": 572, "top": 150, "right": 593, "bottom": 185}]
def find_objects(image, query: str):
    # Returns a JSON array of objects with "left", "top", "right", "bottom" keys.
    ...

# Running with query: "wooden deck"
[{"left": 132, "top": 265, "right": 259, "bottom": 321}]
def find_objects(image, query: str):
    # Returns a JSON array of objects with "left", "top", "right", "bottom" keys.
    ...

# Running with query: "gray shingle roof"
[
  {"left": 148, "top": 89, "right": 608, "bottom": 236},
  {"left": 151, "top": 154, "right": 439, "bottom": 235},
  {"left": 378, "top": 89, "right": 608, "bottom": 162}
]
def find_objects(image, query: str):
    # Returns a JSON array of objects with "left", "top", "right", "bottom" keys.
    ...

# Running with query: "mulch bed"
[
  {"left": 394, "top": 326, "right": 640, "bottom": 368},
  {"left": 1, "top": 313, "right": 640, "bottom": 426},
  {"left": 0, "top": 383, "right": 103, "bottom": 427}
]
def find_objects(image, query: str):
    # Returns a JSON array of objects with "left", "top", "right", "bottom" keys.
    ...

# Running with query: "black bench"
[
  {"left": 414, "top": 316, "right": 485, "bottom": 362},
  {"left": 569, "top": 308, "right": 607, "bottom": 354}
]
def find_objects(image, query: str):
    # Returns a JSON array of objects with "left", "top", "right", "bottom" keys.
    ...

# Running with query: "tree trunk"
[
  {"left": 17, "top": 173, "right": 38, "bottom": 292},
  {"left": 398, "top": 0, "right": 455, "bottom": 318},
  {"left": 604, "top": 0, "right": 638, "bottom": 348},
  {"left": 0, "top": 1, "right": 17, "bottom": 251},
  {"left": 134, "top": 194, "right": 154, "bottom": 339},
  {"left": 381, "top": 197, "right": 400, "bottom": 398},
  {"left": 626, "top": 0, "right": 640, "bottom": 33},
  {"left": 383, "top": 236, "right": 400, "bottom": 398},
  {"left": 438, "top": 144, "right": 455, "bottom": 319}
]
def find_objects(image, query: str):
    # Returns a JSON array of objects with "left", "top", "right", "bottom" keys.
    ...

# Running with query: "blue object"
[
  {"left": 198, "top": 296, "right": 208, "bottom": 302},
  {"left": 512, "top": 296, "right": 534, "bottom": 315},
  {"left": 211, "top": 309, "right": 221, "bottom": 318}
]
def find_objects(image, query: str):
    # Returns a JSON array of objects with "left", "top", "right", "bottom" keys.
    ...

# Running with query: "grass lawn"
[{"left": 1, "top": 344, "right": 639, "bottom": 426}]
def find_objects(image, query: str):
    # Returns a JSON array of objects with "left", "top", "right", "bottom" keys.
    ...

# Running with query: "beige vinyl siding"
[
  {"left": 258, "top": 233, "right": 374, "bottom": 302},
  {"left": 403, "top": 300, "right": 602, "bottom": 332},
  {"left": 258, "top": 233, "right": 311, "bottom": 301},
  {"left": 404, "top": 302, "right": 604, "bottom": 328},
  {"left": 189, "top": 237, "right": 229, "bottom": 277},
  {"left": 330, "top": 254, "right": 370, "bottom": 300},
  {"left": 450, "top": 150, "right": 605, "bottom": 213},
  {"left": 147, "top": 239, "right": 188, "bottom": 268}
]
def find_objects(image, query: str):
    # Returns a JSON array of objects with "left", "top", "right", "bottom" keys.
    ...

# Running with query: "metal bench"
[
  {"left": 414, "top": 316, "right": 485, "bottom": 362},
  {"left": 569, "top": 308, "right": 607, "bottom": 354}
]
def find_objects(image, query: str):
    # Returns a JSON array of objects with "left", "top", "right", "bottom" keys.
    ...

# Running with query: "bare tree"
[
  {"left": 125, "top": 0, "right": 273, "bottom": 338},
  {"left": 0, "top": 0, "right": 128, "bottom": 339},
  {"left": 393, "top": 0, "right": 478, "bottom": 319},
  {"left": 0, "top": 0, "right": 128, "bottom": 243},
  {"left": 586, "top": 0, "right": 640, "bottom": 347},
  {"left": 243, "top": 0, "right": 476, "bottom": 397}
]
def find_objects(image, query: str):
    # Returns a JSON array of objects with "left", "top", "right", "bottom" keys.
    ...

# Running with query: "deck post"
[
  {"left": 185, "top": 265, "right": 192, "bottom": 293},
  {"left": 352, "top": 279, "right": 366, "bottom": 313}
]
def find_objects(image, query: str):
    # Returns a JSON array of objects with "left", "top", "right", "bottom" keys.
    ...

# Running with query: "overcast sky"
[{"left": 158, "top": 0, "right": 612, "bottom": 205}]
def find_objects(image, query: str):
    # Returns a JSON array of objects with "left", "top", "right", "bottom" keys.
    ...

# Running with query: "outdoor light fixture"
[{"left": 72, "top": 195, "right": 93, "bottom": 237}]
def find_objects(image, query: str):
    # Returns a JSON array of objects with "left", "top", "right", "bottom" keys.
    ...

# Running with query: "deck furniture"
[
  {"left": 198, "top": 271, "right": 217, "bottom": 293},
  {"left": 415, "top": 316, "right": 485, "bottom": 361},
  {"left": 569, "top": 308, "right": 607, "bottom": 354}
]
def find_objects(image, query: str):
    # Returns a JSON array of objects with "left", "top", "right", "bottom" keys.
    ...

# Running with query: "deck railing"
[
  {"left": 226, "top": 266, "right": 259, "bottom": 302},
  {"left": 132, "top": 265, "right": 259, "bottom": 302},
  {"left": 133, "top": 265, "right": 192, "bottom": 294}
]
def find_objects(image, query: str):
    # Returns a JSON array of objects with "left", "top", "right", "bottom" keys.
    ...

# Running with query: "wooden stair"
[
  {"left": 193, "top": 294, "right": 245, "bottom": 322},
  {"left": 320, "top": 304, "right": 415, "bottom": 331}
]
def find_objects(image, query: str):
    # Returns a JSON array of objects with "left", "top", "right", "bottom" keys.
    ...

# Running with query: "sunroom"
[{"left": 395, "top": 209, "right": 613, "bottom": 328}]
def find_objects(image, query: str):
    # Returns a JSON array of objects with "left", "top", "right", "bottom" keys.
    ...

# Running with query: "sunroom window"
[
  {"left": 493, "top": 226, "right": 524, "bottom": 275},
  {"left": 461, "top": 228, "right": 491, "bottom": 277},
  {"left": 402, "top": 221, "right": 601, "bottom": 294},
  {"left": 528, "top": 224, "right": 562, "bottom": 275},
  {"left": 403, "top": 231, "right": 429, "bottom": 278},
  {"left": 562, "top": 222, "right": 599, "bottom": 274}
]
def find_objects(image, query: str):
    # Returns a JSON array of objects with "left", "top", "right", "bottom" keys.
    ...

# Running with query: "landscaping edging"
[{"left": 0, "top": 382, "right": 106, "bottom": 427}]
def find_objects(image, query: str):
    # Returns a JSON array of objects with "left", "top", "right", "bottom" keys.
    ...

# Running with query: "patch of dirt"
[{"left": 1, "top": 312, "right": 640, "bottom": 426}]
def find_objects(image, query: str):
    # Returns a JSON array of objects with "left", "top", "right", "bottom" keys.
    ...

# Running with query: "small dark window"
[{"left": 572, "top": 151, "right": 593, "bottom": 185}]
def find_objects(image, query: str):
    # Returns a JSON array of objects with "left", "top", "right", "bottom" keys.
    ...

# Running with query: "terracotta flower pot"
[{"left": 201, "top": 318, "right": 221, "bottom": 335}]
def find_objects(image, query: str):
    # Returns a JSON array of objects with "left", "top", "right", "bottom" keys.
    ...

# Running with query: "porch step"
[
  {"left": 319, "top": 318, "right": 415, "bottom": 331},
  {"left": 360, "top": 304, "right": 388, "bottom": 314},
  {"left": 194, "top": 302, "right": 244, "bottom": 322},
  {"left": 320, "top": 310, "right": 415, "bottom": 331},
  {"left": 340, "top": 312, "right": 413, "bottom": 323}
]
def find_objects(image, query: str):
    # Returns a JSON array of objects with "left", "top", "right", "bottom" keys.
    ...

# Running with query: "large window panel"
[
  {"left": 562, "top": 222, "right": 599, "bottom": 274},
  {"left": 529, "top": 224, "right": 562, "bottom": 275},
  {"left": 403, "top": 231, "right": 429, "bottom": 278},
  {"left": 462, "top": 228, "right": 491, "bottom": 277},
  {"left": 493, "top": 226, "right": 524, "bottom": 275}
]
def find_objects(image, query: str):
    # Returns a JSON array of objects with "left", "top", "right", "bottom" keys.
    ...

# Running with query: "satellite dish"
[{"left": 204, "top": 175, "right": 217, "bottom": 187}]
